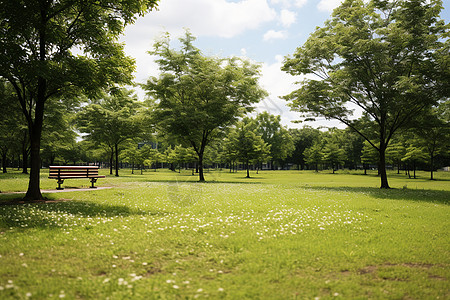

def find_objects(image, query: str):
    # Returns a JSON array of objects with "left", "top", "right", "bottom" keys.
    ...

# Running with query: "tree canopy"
[
  {"left": 0, "top": 0, "right": 159, "bottom": 200},
  {"left": 282, "top": 0, "right": 449, "bottom": 188},
  {"left": 144, "top": 31, "right": 267, "bottom": 181}
]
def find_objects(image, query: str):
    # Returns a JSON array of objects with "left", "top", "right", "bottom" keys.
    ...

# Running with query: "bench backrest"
[{"left": 49, "top": 166, "right": 100, "bottom": 178}]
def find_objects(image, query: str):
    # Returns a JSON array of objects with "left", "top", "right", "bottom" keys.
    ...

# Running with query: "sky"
[{"left": 120, "top": 0, "right": 450, "bottom": 130}]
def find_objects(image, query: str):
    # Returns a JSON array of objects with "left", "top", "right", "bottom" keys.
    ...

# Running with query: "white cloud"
[
  {"left": 263, "top": 30, "right": 288, "bottom": 41},
  {"left": 270, "top": 0, "right": 307, "bottom": 8},
  {"left": 317, "top": 0, "right": 343, "bottom": 12},
  {"left": 280, "top": 9, "right": 297, "bottom": 27},
  {"left": 125, "top": 0, "right": 276, "bottom": 40},
  {"left": 256, "top": 55, "right": 301, "bottom": 127}
]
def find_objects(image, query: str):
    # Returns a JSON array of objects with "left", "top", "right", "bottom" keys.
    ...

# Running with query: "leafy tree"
[
  {"left": 41, "top": 99, "right": 78, "bottom": 166},
  {"left": 321, "top": 132, "right": 346, "bottom": 173},
  {"left": 255, "top": 112, "right": 294, "bottom": 169},
  {"left": 144, "top": 31, "right": 267, "bottom": 181},
  {"left": 121, "top": 146, "right": 143, "bottom": 174},
  {"left": 0, "top": 0, "right": 158, "bottom": 200},
  {"left": 287, "top": 127, "right": 321, "bottom": 170},
  {"left": 386, "top": 138, "right": 405, "bottom": 174},
  {"left": 402, "top": 142, "right": 427, "bottom": 179},
  {"left": 361, "top": 141, "right": 378, "bottom": 175},
  {"left": 412, "top": 104, "right": 450, "bottom": 180},
  {"left": 224, "top": 119, "right": 271, "bottom": 178},
  {"left": 303, "top": 142, "right": 323, "bottom": 172},
  {"left": 76, "top": 89, "right": 142, "bottom": 176},
  {"left": 282, "top": 0, "right": 448, "bottom": 188}
]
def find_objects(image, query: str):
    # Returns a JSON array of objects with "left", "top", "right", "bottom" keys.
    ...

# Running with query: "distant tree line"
[{"left": 0, "top": 0, "right": 448, "bottom": 200}]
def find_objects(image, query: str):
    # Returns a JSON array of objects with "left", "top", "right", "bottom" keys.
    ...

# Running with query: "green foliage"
[
  {"left": 223, "top": 118, "right": 271, "bottom": 177},
  {"left": 287, "top": 126, "right": 322, "bottom": 169},
  {"left": 303, "top": 142, "right": 323, "bottom": 172},
  {"left": 282, "top": 0, "right": 449, "bottom": 188},
  {"left": 76, "top": 89, "right": 143, "bottom": 176},
  {"left": 0, "top": 170, "right": 449, "bottom": 299},
  {"left": 255, "top": 112, "right": 294, "bottom": 167},
  {"left": 0, "top": 0, "right": 159, "bottom": 199},
  {"left": 144, "top": 31, "right": 267, "bottom": 181}
]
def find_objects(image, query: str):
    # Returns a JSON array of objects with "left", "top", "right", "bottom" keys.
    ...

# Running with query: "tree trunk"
[
  {"left": 109, "top": 151, "right": 113, "bottom": 175},
  {"left": 198, "top": 152, "right": 205, "bottom": 182},
  {"left": 24, "top": 100, "right": 45, "bottom": 200},
  {"left": 22, "top": 130, "right": 29, "bottom": 174},
  {"left": 430, "top": 153, "right": 434, "bottom": 180},
  {"left": 115, "top": 143, "right": 119, "bottom": 177},
  {"left": 378, "top": 144, "right": 390, "bottom": 189},
  {"left": 246, "top": 159, "right": 250, "bottom": 178},
  {"left": 413, "top": 161, "right": 416, "bottom": 179}
]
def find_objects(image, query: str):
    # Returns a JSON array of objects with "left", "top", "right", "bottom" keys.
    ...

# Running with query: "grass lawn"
[{"left": 0, "top": 168, "right": 449, "bottom": 299}]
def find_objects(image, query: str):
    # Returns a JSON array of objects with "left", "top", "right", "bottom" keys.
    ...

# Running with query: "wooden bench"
[{"left": 48, "top": 166, "right": 106, "bottom": 190}]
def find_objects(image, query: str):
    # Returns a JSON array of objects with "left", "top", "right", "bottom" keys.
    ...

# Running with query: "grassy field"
[{"left": 0, "top": 168, "right": 449, "bottom": 299}]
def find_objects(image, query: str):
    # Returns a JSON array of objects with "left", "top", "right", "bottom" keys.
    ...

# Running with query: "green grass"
[{"left": 0, "top": 169, "right": 449, "bottom": 299}]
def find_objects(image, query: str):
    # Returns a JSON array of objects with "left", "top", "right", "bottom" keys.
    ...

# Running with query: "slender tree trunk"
[
  {"left": 115, "top": 143, "right": 119, "bottom": 177},
  {"left": 413, "top": 161, "right": 416, "bottom": 179},
  {"left": 246, "top": 159, "right": 250, "bottom": 178},
  {"left": 378, "top": 143, "right": 390, "bottom": 189},
  {"left": 22, "top": 130, "right": 29, "bottom": 174},
  {"left": 198, "top": 152, "right": 205, "bottom": 182},
  {"left": 430, "top": 153, "right": 434, "bottom": 180},
  {"left": 109, "top": 151, "right": 113, "bottom": 175}
]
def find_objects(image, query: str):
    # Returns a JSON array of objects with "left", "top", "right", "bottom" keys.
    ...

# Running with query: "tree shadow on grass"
[
  {"left": 303, "top": 186, "right": 450, "bottom": 205},
  {"left": 0, "top": 195, "right": 170, "bottom": 230}
]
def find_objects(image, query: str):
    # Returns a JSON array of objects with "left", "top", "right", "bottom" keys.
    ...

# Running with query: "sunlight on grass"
[{"left": 0, "top": 169, "right": 449, "bottom": 299}]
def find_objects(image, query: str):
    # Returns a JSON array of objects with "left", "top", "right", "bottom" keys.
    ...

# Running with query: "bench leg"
[
  {"left": 57, "top": 179, "right": 64, "bottom": 190},
  {"left": 90, "top": 178, "right": 98, "bottom": 189}
]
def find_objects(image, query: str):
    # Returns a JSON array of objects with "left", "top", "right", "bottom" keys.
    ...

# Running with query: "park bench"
[{"left": 48, "top": 166, "right": 105, "bottom": 190}]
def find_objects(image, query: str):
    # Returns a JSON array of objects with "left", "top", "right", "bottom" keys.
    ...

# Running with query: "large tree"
[
  {"left": 0, "top": 0, "right": 158, "bottom": 200},
  {"left": 282, "top": 0, "right": 448, "bottom": 188},
  {"left": 76, "top": 89, "right": 142, "bottom": 177},
  {"left": 144, "top": 32, "right": 267, "bottom": 181}
]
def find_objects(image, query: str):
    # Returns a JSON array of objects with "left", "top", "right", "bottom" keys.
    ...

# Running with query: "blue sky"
[{"left": 121, "top": 0, "right": 450, "bottom": 129}]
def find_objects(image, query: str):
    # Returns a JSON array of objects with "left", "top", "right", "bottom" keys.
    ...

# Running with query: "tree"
[
  {"left": 282, "top": 0, "right": 448, "bottom": 188},
  {"left": 402, "top": 142, "right": 427, "bottom": 179},
  {"left": 224, "top": 118, "right": 271, "bottom": 178},
  {"left": 303, "top": 142, "right": 323, "bottom": 172},
  {"left": 76, "top": 89, "right": 142, "bottom": 177},
  {"left": 0, "top": 81, "right": 23, "bottom": 173},
  {"left": 321, "top": 132, "right": 346, "bottom": 173},
  {"left": 287, "top": 127, "right": 321, "bottom": 170},
  {"left": 255, "top": 112, "right": 294, "bottom": 169},
  {"left": 361, "top": 141, "right": 378, "bottom": 175},
  {"left": 386, "top": 138, "right": 407, "bottom": 174},
  {"left": 412, "top": 104, "right": 450, "bottom": 180},
  {"left": 144, "top": 31, "right": 267, "bottom": 182},
  {"left": 0, "top": 0, "right": 158, "bottom": 200}
]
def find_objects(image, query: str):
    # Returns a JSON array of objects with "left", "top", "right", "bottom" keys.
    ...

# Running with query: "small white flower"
[
  {"left": 173, "top": 285, "right": 179, "bottom": 289},
  {"left": 218, "top": 287, "right": 224, "bottom": 292},
  {"left": 196, "top": 288, "right": 203, "bottom": 293}
]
